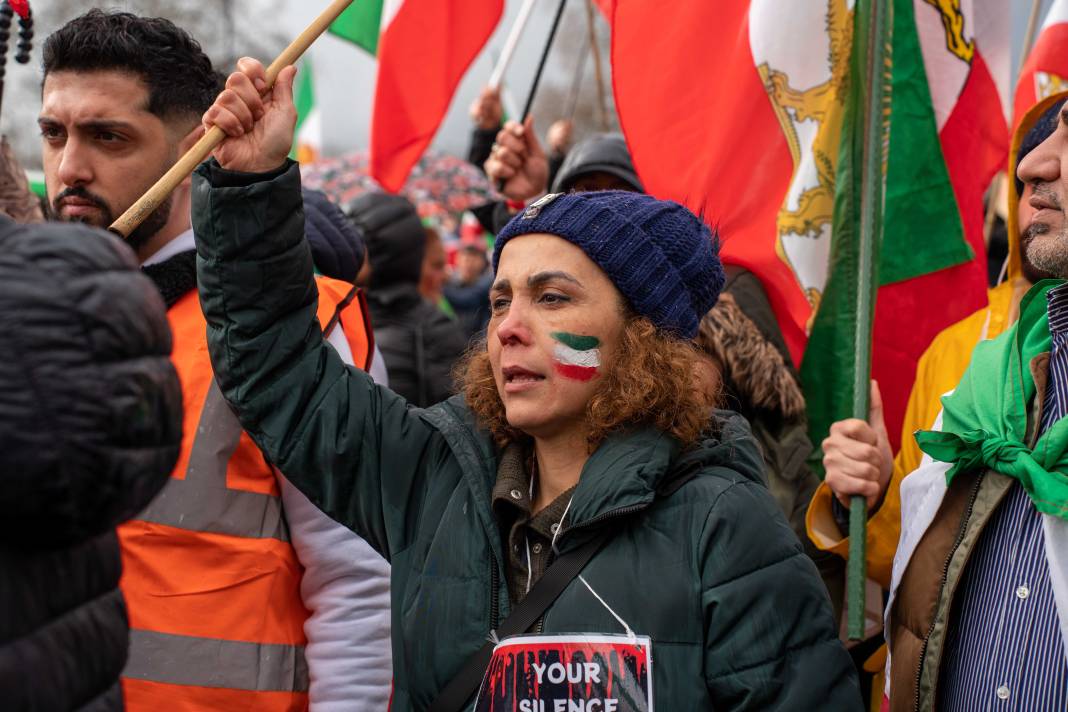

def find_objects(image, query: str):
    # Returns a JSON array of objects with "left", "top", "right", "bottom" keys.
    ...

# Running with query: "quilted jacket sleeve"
[
  {"left": 192, "top": 159, "right": 436, "bottom": 559},
  {"left": 701, "top": 474, "right": 863, "bottom": 710}
]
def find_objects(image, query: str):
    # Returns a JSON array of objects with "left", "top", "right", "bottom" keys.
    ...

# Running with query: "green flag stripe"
[
  {"left": 329, "top": 0, "right": 385, "bottom": 56},
  {"left": 879, "top": 0, "right": 972, "bottom": 285},
  {"left": 294, "top": 59, "right": 315, "bottom": 132},
  {"left": 550, "top": 332, "right": 600, "bottom": 351},
  {"left": 290, "top": 59, "right": 316, "bottom": 161}
]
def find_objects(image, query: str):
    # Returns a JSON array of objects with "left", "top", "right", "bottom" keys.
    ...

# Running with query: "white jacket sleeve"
[{"left": 276, "top": 325, "right": 392, "bottom": 711}]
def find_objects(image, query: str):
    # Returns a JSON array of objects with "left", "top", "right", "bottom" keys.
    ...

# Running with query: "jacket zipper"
[
  {"left": 912, "top": 473, "right": 983, "bottom": 712},
  {"left": 490, "top": 552, "right": 500, "bottom": 630}
]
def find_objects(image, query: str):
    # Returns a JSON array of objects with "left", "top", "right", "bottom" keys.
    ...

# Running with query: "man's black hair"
[{"left": 43, "top": 9, "right": 224, "bottom": 123}]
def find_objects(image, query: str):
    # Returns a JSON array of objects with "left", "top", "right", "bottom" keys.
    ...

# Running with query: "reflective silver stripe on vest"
[
  {"left": 136, "top": 381, "right": 290, "bottom": 541},
  {"left": 124, "top": 629, "right": 309, "bottom": 692}
]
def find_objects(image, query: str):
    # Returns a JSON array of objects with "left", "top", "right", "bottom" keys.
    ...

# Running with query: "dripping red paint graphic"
[{"left": 474, "top": 634, "right": 653, "bottom": 711}]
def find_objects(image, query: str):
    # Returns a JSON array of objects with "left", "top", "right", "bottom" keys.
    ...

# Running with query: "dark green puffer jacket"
[{"left": 192, "top": 160, "right": 861, "bottom": 711}]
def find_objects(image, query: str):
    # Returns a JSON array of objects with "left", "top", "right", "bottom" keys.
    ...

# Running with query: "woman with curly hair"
[{"left": 190, "top": 60, "right": 861, "bottom": 712}]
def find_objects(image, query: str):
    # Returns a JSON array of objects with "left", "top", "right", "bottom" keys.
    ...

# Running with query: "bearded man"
[
  {"left": 39, "top": 11, "right": 391, "bottom": 711},
  {"left": 870, "top": 94, "right": 1068, "bottom": 710}
]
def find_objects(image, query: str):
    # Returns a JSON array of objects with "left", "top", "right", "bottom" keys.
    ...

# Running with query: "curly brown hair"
[{"left": 458, "top": 316, "right": 720, "bottom": 451}]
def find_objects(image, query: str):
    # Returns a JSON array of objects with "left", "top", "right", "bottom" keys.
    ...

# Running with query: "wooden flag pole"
[
  {"left": 848, "top": 0, "right": 893, "bottom": 642},
  {"left": 1020, "top": 0, "right": 1045, "bottom": 73},
  {"left": 583, "top": 0, "right": 609, "bottom": 131},
  {"left": 565, "top": 35, "right": 590, "bottom": 120},
  {"left": 110, "top": 0, "right": 355, "bottom": 237}
]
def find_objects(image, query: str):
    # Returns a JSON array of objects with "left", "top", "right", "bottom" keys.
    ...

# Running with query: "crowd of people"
[{"left": 3, "top": 7, "right": 1068, "bottom": 712}]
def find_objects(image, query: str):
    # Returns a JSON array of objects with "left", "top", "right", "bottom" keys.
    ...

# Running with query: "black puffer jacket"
[
  {"left": 0, "top": 219, "right": 182, "bottom": 711},
  {"left": 347, "top": 192, "right": 467, "bottom": 406}
]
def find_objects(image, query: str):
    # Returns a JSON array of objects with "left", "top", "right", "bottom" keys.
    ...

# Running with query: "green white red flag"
[
  {"left": 611, "top": 0, "right": 1009, "bottom": 450},
  {"left": 292, "top": 59, "right": 321, "bottom": 165},
  {"left": 1014, "top": 0, "right": 1068, "bottom": 130},
  {"left": 329, "top": 0, "right": 504, "bottom": 192}
]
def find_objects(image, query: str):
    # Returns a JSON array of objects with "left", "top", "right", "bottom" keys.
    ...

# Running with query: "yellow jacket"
[{"left": 805, "top": 91, "right": 1068, "bottom": 587}]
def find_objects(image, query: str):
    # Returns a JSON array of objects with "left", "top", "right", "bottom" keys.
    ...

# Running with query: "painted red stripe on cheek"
[{"left": 554, "top": 363, "right": 599, "bottom": 382}]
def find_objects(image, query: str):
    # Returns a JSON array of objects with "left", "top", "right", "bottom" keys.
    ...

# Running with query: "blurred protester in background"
[
  {"left": 419, "top": 225, "right": 451, "bottom": 314},
  {"left": 0, "top": 136, "right": 43, "bottom": 223},
  {"left": 467, "top": 84, "right": 571, "bottom": 190},
  {"left": 444, "top": 222, "right": 494, "bottom": 339},
  {"left": 305, "top": 187, "right": 391, "bottom": 387},
  {"left": 0, "top": 221, "right": 181, "bottom": 712},
  {"left": 347, "top": 191, "right": 467, "bottom": 406}
]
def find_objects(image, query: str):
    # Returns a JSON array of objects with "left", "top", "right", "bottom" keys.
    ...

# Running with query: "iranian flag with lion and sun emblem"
[{"left": 610, "top": 0, "right": 1010, "bottom": 450}]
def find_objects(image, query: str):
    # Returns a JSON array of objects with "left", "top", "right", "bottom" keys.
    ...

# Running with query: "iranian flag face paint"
[{"left": 551, "top": 332, "right": 601, "bottom": 382}]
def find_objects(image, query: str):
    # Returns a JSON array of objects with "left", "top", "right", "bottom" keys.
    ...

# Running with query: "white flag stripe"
[
  {"left": 972, "top": 0, "right": 1011, "bottom": 123},
  {"left": 913, "top": 0, "right": 970, "bottom": 131},
  {"left": 554, "top": 343, "right": 600, "bottom": 369},
  {"left": 1044, "top": 0, "right": 1068, "bottom": 28},
  {"left": 381, "top": 0, "right": 404, "bottom": 33}
]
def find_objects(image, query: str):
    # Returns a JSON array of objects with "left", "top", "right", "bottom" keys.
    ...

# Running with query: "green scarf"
[{"left": 914, "top": 279, "right": 1068, "bottom": 520}]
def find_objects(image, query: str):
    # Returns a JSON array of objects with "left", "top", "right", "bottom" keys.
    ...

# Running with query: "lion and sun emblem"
[{"left": 750, "top": 0, "right": 973, "bottom": 328}]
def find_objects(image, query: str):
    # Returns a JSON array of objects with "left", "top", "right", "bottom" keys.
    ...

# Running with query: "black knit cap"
[{"left": 494, "top": 190, "right": 725, "bottom": 339}]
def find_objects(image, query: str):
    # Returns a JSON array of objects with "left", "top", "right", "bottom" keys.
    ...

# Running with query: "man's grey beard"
[{"left": 1025, "top": 221, "right": 1068, "bottom": 279}]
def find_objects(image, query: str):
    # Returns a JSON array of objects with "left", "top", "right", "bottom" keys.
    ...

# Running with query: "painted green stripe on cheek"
[{"left": 550, "top": 331, "right": 601, "bottom": 351}]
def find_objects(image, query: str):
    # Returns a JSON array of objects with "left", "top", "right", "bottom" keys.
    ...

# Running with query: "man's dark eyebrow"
[
  {"left": 38, "top": 116, "right": 136, "bottom": 134},
  {"left": 1061, "top": 106, "right": 1068, "bottom": 126},
  {"left": 528, "top": 270, "right": 582, "bottom": 288},
  {"left": 77, "top": 119, "right": 137, "bottom": 134},
  {"left": 490, "top": 278, "right": 511, "bottom": 294}
]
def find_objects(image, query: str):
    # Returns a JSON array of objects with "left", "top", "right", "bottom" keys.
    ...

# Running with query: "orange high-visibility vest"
[{"left": 119, "top": 278, "right": 371, "bottom": 712}]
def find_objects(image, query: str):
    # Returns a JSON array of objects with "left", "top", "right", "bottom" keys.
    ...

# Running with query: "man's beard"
[
  {"left": 1023, "top": 183, "right": 1068, "bottom": 279},
  {"left": 1024, "top": 220, "right": 1068, "bottom": 279},
  {"left": 47, "top": 184, "right": 172, "bottom": 255}
]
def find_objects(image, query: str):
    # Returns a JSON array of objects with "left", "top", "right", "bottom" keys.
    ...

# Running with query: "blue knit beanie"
[{"left": 493, "top": 191, "right": 725, "bottom": 339}]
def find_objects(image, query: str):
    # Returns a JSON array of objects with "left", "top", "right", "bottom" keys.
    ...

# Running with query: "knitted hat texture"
[{"left": 493, "top": 191, "right": 724, "bottom": 339}]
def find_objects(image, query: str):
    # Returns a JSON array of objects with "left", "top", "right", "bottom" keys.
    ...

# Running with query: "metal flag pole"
[
  {"left": 848, "top": 0, "right": 893, "bottom": 642},
  {"left": 110, "top": 0, "right": 355, "bottom": 238},
  {"left": 520, "top": 0, "right": 569, "bottom": 122}
]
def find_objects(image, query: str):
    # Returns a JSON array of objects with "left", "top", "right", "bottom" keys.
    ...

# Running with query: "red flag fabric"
[
  {"left": 1014, "top": 0, "right": 1068, "bottom": 131},
  {"left": 371, "top": 0, "right": 503, "bottom": 192},
  {"left": 611, "top": 0, "right": 1008, "bottom": 449}
]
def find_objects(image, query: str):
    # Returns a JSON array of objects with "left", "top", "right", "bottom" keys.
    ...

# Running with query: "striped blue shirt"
[{"left": 937, "top": 283, "right": 1068, "bottom": 710}]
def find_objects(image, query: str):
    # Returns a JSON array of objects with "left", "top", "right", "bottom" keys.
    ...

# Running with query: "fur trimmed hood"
[{"left": 696, "top": 293, "right": 806, "bottom": 421}]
